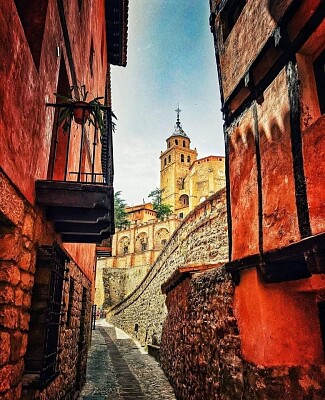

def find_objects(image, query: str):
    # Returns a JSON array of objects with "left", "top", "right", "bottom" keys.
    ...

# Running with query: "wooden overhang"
[
  {"left": 226, "top": 233, "right": 325, "bottom": 284},
  {"left": 161, "top": 262, "right": 225, "bottom": 295},
  {"left": 106, "top": 0, "right": 129, "bottom": 67},
  {"left": 36, "top": 181, "right": 114, "bottom": 244}
]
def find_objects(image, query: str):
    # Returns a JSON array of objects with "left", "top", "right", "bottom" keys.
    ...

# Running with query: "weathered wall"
[
  {"left": 107, "top": 189, "right": 228, "bottom": 345},
  {"left": 0, "top": 0, "right": 110, "bottom": 398},
  {"left": 160, "top": 267, "right": 325, "bottom": 400},
  {"left": 25, "top": 261, "right": 93, "bottom": 400},
  {"left": 0, "top": 170, "right": 94, "bottom": 399},
  {"left": 99, "top": 264, "right": 151, "bottom": 309}
]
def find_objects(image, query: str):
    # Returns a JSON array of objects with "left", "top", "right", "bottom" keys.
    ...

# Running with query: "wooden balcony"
[{"left": 36, "top": 103, "right": 115, "bottom": 244}]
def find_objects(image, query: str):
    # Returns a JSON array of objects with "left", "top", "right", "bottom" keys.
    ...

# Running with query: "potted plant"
[{"left": 54, "top": 84, "right": 107, "bottom": 137}]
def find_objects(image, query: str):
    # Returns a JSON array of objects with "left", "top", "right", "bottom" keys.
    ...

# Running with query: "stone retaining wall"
[
  {"left": 160, "top": 266, "right": 325, "bottom": 400},
  {"left": 107, "top": 189, "right": 228, "bottom": 345}
]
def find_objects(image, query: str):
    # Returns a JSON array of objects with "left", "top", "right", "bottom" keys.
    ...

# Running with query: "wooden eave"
[
  {"left": 36, "top": 180, "right": 115, "bottom": 244},
  {"left": 106, "top": 0, "right": 129, "bottom": 67}
]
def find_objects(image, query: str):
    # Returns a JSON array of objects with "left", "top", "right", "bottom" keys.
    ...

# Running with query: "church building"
[{"left": 95, "top": 109, "right": 225, "bottom": 308}]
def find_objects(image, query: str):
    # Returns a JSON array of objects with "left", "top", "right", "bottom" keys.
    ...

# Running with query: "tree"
[
  {"left": 148, "top": 188, "right": 173, "bottom": 219},
  {"left": 114, "top": 191, "right": 130, "bottom": 229}
]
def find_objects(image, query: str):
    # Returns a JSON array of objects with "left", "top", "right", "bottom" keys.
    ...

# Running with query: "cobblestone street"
[{"left": 80, "top": 320, "right": 176, "bottom": 400}]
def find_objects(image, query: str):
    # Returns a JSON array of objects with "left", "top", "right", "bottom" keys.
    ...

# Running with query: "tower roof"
[{"left": 170, "top": 105, "right": 188, "bottom": 138}]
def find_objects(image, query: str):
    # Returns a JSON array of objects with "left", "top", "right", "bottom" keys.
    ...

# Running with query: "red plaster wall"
[
  {"left": 229, "top": 109, "right": 259, "bottom": 260},
  {"left": 216, "top": 0, "right": 293, "bottom": 100},
  {"left": 0, "top": 0, "right": 107, "bottom": 205},
  {"left": 302, "top": 115, "right": 325, "bottom": 235},
  {"left": 257, "top": 68, "right": 300, "bottom": 251},
  {"left": 0, "top": 0, "right": 108, "bottom": 281},
  {"left": 235, "top": 268, "right": 324, "bottom": 365}
]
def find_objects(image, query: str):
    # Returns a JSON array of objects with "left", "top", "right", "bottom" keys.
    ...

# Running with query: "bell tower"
[{"left": 160, "top": 106, "right": 198, "bottom": 212}]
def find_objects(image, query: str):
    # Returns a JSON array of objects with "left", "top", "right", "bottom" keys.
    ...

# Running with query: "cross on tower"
[{"left": 175, "top": 104, "right": 181, "bottom": 127}]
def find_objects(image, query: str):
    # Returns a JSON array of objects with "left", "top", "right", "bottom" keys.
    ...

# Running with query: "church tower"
[{"left": 160, "top": 106, "right": 198, "bottom": 214}]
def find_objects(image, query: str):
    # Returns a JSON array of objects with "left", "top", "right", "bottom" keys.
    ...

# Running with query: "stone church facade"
[{"left": 95, "top": 112, "right": 225, "bottom": 309}]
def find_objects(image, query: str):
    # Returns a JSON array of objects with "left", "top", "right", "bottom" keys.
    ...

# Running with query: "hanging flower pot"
[{"left": 73, "top": 101, "right": 90, "bottom": 124}]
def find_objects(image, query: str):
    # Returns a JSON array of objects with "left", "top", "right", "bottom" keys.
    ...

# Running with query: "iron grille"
[
  {"left": 46, "top": 103, "right": 114, "bottom": 185},
  {"left": 24, "top": 244, "right": 69, "bottom": 389}
]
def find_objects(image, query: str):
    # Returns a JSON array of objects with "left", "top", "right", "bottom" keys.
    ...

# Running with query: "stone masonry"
[
  {"left": 107, "top": 188, "right": 228, "bottom": 346},
  {"left": 160, "top": 266, "right": 325, "bottom": 400}
]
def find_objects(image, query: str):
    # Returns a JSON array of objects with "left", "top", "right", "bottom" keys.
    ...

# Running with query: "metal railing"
[{"left": 46, "top": 103, "right": 114, "bottom": 185}]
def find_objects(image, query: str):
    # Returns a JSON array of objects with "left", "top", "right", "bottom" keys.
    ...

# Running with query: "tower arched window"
[
  {"left": 179, "top": 194, "right": 189, "bottom": 206},
  {"left": 181, "top": 154, "right": 184, "bottom": 163},
  {"left": 183, "top": 140, "right": 185, "bottom": 147},
  {"left": 187, "top": 156, "right": 191, "bottom": 163},
  {"left": 168, "top": 155, "right": 171, "bottom": 163},
  {"left": 168, "top": 141, "right": 171, "bottom": 148},
  {"left": 175, "top": 139, "right": 178, "bottom": 145},
  {"left": 164, "top": 158, "right": 167, "bottom": 166}
]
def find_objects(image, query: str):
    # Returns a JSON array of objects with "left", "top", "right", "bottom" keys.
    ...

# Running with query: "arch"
[
  {"left": 179, "top": 194, "right": 189, "bottom": 207},
  {"left": 135, "top": 232, "right": 149, "bottom": 253},
  {"left": 154, "top": 228, "right": 169, "bottom": 249},
  {"left": 117, "top": 236, "right": 130, "bottom": 256},
  {"left": 181, "top": 154, "right": 184, "bottom": 163}
]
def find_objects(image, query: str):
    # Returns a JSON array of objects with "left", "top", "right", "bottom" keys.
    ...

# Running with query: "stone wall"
[
  {"left": 100, "top": 264, "right": 151, "bottom": 309},
  {"left": 160, "top": 266, "right": 325, "bottom": 400},
  {"left": 107, "top": 189, "right": 228, "bottom": 345},
  {"left": 0, "top": 170, "right": 94, "bottom": 400}
]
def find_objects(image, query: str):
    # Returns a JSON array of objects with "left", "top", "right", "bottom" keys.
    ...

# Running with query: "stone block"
[
  {"left": 0, "top": 365, "right": 11, "bottom": 393},
  {"left": 18, "top": 251, "right": 32, "bottom": 272},
  {"left": 20, "top": 312, "right": 30, "bottom": 331},
  {"left": 10, "top": 331, "right": 27, "bottom": 362},
  {"left": 22, "top": 213, "right": 34, "bottom": 240},
  {"left": 0, "top": 331, "right": 10, "bottom": 366},
  {"left": 0, "top": 175, "right": 25, "bottom": 227},
  {"left": 20, "top": 272, "right": 34, "bottom": 291},
  {"left": 14, "top": 289, "right": 24, "bottom": 307},
  {"left": 0, "top": 284, "right": 14, "bottom": 305},
  {"left": 0, "top": 263, "right": 20, "bottom": 286},
  {"left": 0, "top": 233, "right": 21, "bottom": 262},
  {"left": 0, "top": 306, "right": 19, "bottom": 329},
  {"left": 22, "top": 293, "right": 32, "bottom": 310}
]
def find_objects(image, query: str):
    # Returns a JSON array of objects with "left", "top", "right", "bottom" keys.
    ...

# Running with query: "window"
[
  {"left": 181, "top": 154, "right": 184, "bottom": 163},
  {"left": 187, "top": 156, "right": 191, "bottom": 163},
  {"left": 220, "top": 0, "right": 246, "bottom": 41},
  {"left": 123, "top": 245, "right": 128, "bottom": 255},
  {"left": 24, "top": 244, "right": 69, "bottom": 389},
  {"left": 164, "top": 158, "right": 167, "bottom": 166},
  {"left": 183, "top": 140, "right": 186, "bottom": 147},
  {"left": 175, "top": 139, "right": 178, "bottom": 145},
  {"left": 14, "top": 0, "right": 49, "bottom": 70},
  {"left": 168, "top": 155, "right": 171, "bottom": 163},
  {"left": 161, "top": 239, "right": 167, "bottom": 246},
  {"left": 179, "top": 212, "right": 184, "bottom": 219},
  {"left": 66, "top": 278, "right": 75, "bottom": 327},
  {"left": 180, "top": 194, "right": 189, "bottom": 206},
  {"left": 141, "top": 242, "right": 147, "bottom": 252},
  {"left": 168, "top": 141, "right": 171, "bottom": 148},
  {"left": 313, "top": 50, "right": 325, "bottom": 115}
]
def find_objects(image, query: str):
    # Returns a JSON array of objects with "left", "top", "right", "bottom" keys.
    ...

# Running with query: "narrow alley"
[{"left": 80, "top": 320, "right": 176, "bottom": 400}]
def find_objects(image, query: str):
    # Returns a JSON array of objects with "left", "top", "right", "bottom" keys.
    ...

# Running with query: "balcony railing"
[
  {"left": 35, "top": 103, "right": 115, "bottom": 244},
  {"left": 45, "top": 102, "right": 114, "bottom": 185}
]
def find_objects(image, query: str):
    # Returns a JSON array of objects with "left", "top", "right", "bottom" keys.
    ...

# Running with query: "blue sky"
[{"left": 111, "top": 0, "right": 224, "bottom": 205}]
